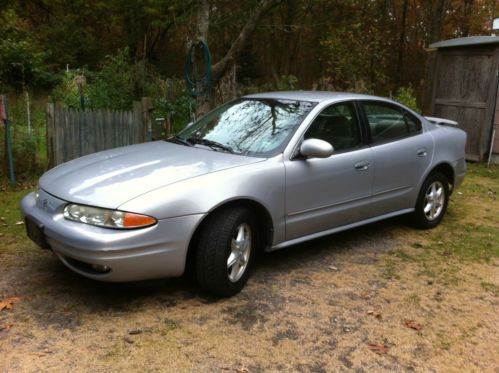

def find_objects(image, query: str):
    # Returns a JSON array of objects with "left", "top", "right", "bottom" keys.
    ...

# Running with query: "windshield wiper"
[
  {"left": 167, "top": 136, "right": 193, "bottom": 147},
  {"left": 188, "top": 137, "right": 234, "bottom": 153}
]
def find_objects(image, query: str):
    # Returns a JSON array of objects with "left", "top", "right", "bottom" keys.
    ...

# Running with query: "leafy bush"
[
  {"left": 393, "top": 86, "right": 420, "bottom": 113},
  {"left": 0, "top": 9, "right": 55, "bottom": 92},
  {"left": 145, "top": 78, "right": 196, "bottom": 134},
  {"left": 87, "top": 49, "right": 136, "bottom": 110},
  {"left": 52, "top": 49, "right": 135, "bottom": 111},
  {"left": 51, "top": 49, "right": 195, "bottom": 134},
  {"left": 0, "top": 96, "right": 47, "bottom": 179}
]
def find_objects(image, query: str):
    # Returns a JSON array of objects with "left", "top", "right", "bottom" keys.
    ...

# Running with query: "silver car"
[{"left": 21, "top": 91, "right": 466, "bottom": 296}]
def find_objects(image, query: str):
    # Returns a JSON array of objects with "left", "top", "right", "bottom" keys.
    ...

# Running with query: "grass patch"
[
  {"left": 378, "top": 163, "right": 498, "bottom": 286},
  {"left": 404, "top": 293, "right": 421, "bottom": 305},
  {"left": 435, "top": 330, "right": 452, "bottom": 351},
  {"left": 380, "top": 258, "right": 400, "bottom": 280},
  {"left": 0, "top": 185, "right": 35, "bottom": 238},
  {"left": 480, "top": 282, "right": 499, "bottom": 296}
]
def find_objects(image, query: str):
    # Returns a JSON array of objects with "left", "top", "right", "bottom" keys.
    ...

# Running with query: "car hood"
[{"left": 39, "top": 141, "right": 263, "bottom": 209}]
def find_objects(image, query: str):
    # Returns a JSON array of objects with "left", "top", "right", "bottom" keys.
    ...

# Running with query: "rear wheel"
[
  {"left": 412, "top": 171, "right": 449, "bottom": 229},
  {"left": 195, "top": 207, "right": 257, "bottom": 297}
]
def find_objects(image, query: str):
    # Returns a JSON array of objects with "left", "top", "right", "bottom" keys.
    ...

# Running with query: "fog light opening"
[{"left": 91, "top": 264, "right": 111, "bottom": 273}]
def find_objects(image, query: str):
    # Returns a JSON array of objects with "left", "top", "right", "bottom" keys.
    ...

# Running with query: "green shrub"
[
  {"left": 0, "top": 96, "right": 47, "bottom": 179},
  {"left": 393, "top": 86, "right": 420, "bottom": 113}
]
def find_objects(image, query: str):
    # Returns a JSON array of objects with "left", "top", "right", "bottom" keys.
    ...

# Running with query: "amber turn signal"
[{"left": 124, "top": 213, "right": 157, "bottom": 228}]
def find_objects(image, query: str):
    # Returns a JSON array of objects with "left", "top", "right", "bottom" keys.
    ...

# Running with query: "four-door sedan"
[{"left": 21, "top": 91, "right": 466, "bottom": 296}]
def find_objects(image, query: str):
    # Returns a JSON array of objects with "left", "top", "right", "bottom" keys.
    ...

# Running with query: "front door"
[{"left": 284, "top": 101, "right": 373, "bottom": 241}]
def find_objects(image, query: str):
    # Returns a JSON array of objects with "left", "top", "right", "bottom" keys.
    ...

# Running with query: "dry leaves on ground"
[
  {"left": 403, "top": 319, "right": 423, "bottom": 331},
  {"left": 0, "top": 296, "right": 20, "bottom": 311},
  {"left": 0, "top": 323, "right": 14, "bottom": 331},
  {"left": 367, "top": 309, "right": 382, "bottom": 318},
  {"left": 367, "top": 343, "right": 389, "bottom": 355}
]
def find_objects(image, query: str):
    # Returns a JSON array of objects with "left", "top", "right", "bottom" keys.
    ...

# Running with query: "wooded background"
[
  {"left": 1, "top": 0, "right": 497, "bottom": 103},
  {"left": 0, "top": 0, "right": 498, "bottom": 178}
]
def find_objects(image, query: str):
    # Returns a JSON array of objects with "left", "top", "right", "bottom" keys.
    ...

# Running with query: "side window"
[
  {"left": 362, "top": 102, "right": 421, "bottom": 144},
  {"left": 304, "top": 102, "right": 362, "bottom": 152}
]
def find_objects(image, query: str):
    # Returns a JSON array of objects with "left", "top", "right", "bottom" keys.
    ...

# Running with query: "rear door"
[
  {"left": 284, "top": 101, "right": 373, "bottom": 240},
  {"left": 358, "top": 100, "right": 433, "bottom": 216}
]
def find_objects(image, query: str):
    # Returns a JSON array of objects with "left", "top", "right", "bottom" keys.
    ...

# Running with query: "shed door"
[
  {"left": 431, "top": 47, "right": 499, "bottom": 161},
  {"left": 493, "top": 90, "right": 499, "bottom": 157}
]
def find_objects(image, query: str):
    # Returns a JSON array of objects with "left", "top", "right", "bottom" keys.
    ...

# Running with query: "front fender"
[{"left": 119, "top": 156, "right": 286, "bottom": 244}]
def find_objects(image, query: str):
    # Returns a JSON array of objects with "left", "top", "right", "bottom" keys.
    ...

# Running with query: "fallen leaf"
[
  {"left": 367, "top": 309, "right": 382, "bottom": 318},
  {"left": 404, "top": 319, "right": 423, "bottom": 331},
  {"left": 15, "top": 221, "right": 24, "bottom": 225},
  {"left": 367, "top": 343, "right": 389, "bottom": 355},
  {"left": 0, "top": 323, "right": 13, "bottom": 331},
  {"left": 0, "top": 296, "right": 20, "bottom": 311},
  {"left": 328, "top": 265, "right": 339, "bottom": 271},
  {"left": 360, "top": 292, "right": 371, "bottom": 299},
  {"left": 236, "top": 368, "right": 249, "bottom": 373}
]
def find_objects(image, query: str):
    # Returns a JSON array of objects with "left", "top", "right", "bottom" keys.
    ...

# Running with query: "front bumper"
[{"left": 21, "top": 190, "right": 204, "bottom": 282}]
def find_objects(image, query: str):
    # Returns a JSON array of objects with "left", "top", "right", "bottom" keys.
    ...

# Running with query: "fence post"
[
  {"left": 2, "top": 95, "right": 16, "bottom": 184},
  {"left": 46, "top": 103, "right": 55, "bottom": 169},
  {"left": 141, "top": 97, "right": 153, "bottom": 142}
]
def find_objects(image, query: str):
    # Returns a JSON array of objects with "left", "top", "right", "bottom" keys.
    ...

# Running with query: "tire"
[
  {"left": 412, "top": 171, "right": 449, "bottom": 229},
  {"left": 195, "top": 207, "right": 257, "bottom": 297}
]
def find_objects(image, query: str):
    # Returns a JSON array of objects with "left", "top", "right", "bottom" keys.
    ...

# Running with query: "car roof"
[{"left": 243, "top": 91, "right": 384, "bottom": 103}]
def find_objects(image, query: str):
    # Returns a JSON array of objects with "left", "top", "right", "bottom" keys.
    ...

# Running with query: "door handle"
[
  {"left": 417, "top": 148, "right": 428, "bottom": 157},
  {"left": 354, "top": 161, "right": 370, "bottom": 171}
]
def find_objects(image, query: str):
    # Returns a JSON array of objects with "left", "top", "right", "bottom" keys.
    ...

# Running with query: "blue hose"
[{"left": 185, "top": 40, "right": 212, "bottom": 97}]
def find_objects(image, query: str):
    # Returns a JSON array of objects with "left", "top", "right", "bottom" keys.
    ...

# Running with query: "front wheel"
[
  {"left": 195, "top": 207, "right": 257, "bottom": 297},
  {"left": 412, "top": 171, "right": 449, "bottom": 229}
]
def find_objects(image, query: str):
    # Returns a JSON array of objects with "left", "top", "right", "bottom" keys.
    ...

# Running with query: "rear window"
[{"left": 361, "top": 102, "right": 421, "bottom": 144}]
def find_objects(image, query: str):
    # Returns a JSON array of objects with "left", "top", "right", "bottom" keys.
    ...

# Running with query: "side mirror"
[{"left": 300, "top": 138, "right": 334, "bottom": 159}]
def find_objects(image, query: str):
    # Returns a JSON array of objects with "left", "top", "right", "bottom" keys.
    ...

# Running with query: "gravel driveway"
[{"left": 1, "top": 165, "right": 498, "bottom": 372}]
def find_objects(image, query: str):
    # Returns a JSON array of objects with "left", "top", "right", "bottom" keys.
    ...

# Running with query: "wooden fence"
[{"left": 46, "top": 99, "right": 154, "bottom": 167}]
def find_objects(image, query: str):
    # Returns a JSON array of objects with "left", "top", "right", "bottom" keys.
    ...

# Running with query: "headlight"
[{"left": 63, "top": 204, "right": 157, "bottom": 229}]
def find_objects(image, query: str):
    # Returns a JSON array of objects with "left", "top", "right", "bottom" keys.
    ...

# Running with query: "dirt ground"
[{"left": 1, "top": 164, "right": 498, "bottom": 373}]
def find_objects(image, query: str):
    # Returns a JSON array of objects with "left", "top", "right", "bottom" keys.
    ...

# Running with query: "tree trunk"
[
  {"left": 460, "top": 0, "right": 474, "bottom": 37},
  {"left": 194, "top": 0, "right": 282, "bottom": 116},
  {"left": 396, "top": 0, "right": 408, "bottom": 86},
  {"left": 422, "top": 0, "right": 448, "bottom": 114},
  {"left": 194, "top": 0, "right": 212, "bottom": 115}
]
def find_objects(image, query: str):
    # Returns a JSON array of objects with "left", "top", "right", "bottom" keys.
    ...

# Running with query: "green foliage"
[
  {"left": 0, "top": 9, "right": 55, "bottom": 91},
  {"left": 319, "top": 5, "right": 390, "bottom": 93},
  {"left": 87, "top": 49, "right": 136, "bottom": 110},
  {"left": 51, "top": 71, "right": 87, "bottom": 109},
  {"left": 144, "top": 77, "right": 196, "bottom": 133},
  {"left": 51, "top": 50, "right": 195, "bottom": 133},
  {"left": 0, "top": 96, "right": 47, "bottom": 179},
  {"left": 239, "top": 75, "right": 300, "bottom": 95},
  {"left": 52, "top": 49, "right": 135, "bottom": 111},
  {"left": 275, "top": 75, "right": 299, "bottom": 91},
  {"left": 393, "top": 87, "right": 420, "bottom": 113}
]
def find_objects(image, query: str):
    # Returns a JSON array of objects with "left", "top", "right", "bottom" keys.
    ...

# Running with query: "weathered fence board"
[{"left": 46, "top": 101, "right": 152, "bottom": 167}]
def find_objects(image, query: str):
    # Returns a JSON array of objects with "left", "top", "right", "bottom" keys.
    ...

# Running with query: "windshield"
[{"left": 176, "top": 98, "right": 316, "bottom": 157}]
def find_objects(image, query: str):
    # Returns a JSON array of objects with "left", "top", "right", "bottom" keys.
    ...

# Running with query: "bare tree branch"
[{"left": 211, "top": 0, "right": 283, "bottom": 82}]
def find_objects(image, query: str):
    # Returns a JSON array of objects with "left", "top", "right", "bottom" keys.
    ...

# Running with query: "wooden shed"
[{"left": 427, "top": 36, "right": 499, "bottom": 162}]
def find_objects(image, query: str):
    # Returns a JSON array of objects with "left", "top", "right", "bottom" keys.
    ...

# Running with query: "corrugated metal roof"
[{"left": 429, "top": 36, "right": 499, "bottom": 49}]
